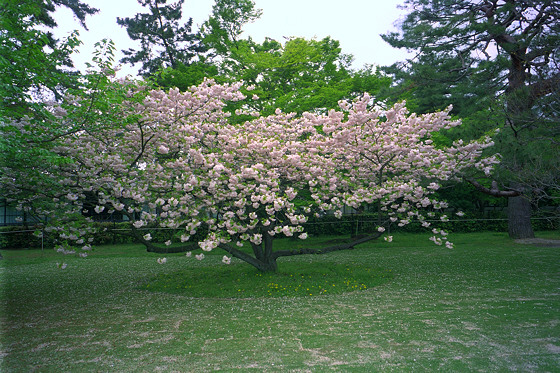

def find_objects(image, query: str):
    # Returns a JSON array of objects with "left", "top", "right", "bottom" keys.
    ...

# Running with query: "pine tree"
[
  {"left": 116, "top": 0, "right": 205, "bottom": 76},
  {"left": 382, "top": 0, "right": 560, "bottom": 238},
  {"left": 0, "top": 0, "right": 98, "bottom": 118}
]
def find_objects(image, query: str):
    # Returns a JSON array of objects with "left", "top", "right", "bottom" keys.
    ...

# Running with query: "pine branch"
[{"left": 466, "top": 178, "right": 521, "bottom": 197}]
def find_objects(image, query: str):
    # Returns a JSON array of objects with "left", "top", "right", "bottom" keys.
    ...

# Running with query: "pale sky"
[{"left": 53, "top": 0, "right": 412, "bottom": 77}]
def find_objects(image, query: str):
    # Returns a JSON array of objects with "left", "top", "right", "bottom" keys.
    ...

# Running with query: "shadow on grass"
[{"left": 140, "top": 262, "right": 394, "bottom": 298}]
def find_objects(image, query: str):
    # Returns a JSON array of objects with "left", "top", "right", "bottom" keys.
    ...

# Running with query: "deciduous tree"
[
  {"left": 204, "top": 35, "right": 391, "bottom": 119},
  {"left": 5, "top": 77, "right": 497, "bottom": 271}
]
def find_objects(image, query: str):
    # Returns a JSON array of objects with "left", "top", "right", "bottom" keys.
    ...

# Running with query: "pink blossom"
[
  {"left": 15, "top": 80, "right": 497, "bottom": 268},
  {"left": 250, "top": 234, "right": 263, "bottom": 245},
  {"left": 66, "top": 193, "right": 78, "bottom": 201},
  {"left": 429, "top": 236, "right": 442, "bottom": 245},
  {"left": 281, "top": 226, "right": 294, "bottom": 237}
]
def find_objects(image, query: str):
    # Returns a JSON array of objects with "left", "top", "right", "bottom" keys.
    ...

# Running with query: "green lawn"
[{"left": 1, "top": 231, "right": 559, "bottom": 371}]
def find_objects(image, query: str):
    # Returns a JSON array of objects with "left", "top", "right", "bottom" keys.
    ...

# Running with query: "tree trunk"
[
  {"left": 507, "top": 194, "right": 535, "bottom": 239},
  {"left": 250, "top": 232, "right": 278, "bottom": 272},
  {"left": 253, "top": 256, "right": 278, "bottom": 272},
  {"left": 219, "top": 230, "right": 385, "bottom": 273}
]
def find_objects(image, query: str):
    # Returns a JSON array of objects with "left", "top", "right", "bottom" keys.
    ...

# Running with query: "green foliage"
[
  {"left": 199, "top": 1, "right": 393, "bottom": 115},
  {"left": 0, "top": 1, "right": 85, "bottom": 119},
  {"left": 209, "top": 36, "right": 391, "bottom": 119},
  {"left": 302, "top": 208, "right": 557, "bottom": 236},
  {"left": 382, "top": 0, "right": 559, "bottom": 145},
  {"left": 303, "top": 214, "right": 375, "bottom": 237},
  {"left": 0, "top": 220, "right": 209, "bottom": 250},
  {"left": 0, "top": 39, "right": 146, "bottom": 230},
  {"left": 116, "top": 0, "right": 205, "bottom": 76},
  {"left": 0, "top": 226, "right": 47, "bottom": 250},
  {"left": 27, "top": 0, "right": 98, "bottom": 30},
  {"left": 201, "top": 0, "right": 262, "bottom": 55},
  {"left": 153, "top": 61, "right": 221, "bottom": 90},
  {"left": 0, "top": 0, "right": 136, "bottom": 237},
  {"left": 382, "top": 0, "right": 560, "bottom": 237}
]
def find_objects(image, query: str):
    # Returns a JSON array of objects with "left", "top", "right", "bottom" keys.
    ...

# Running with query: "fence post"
[{"left": 2, "top": 198, "right": 6, "bottom": 226}]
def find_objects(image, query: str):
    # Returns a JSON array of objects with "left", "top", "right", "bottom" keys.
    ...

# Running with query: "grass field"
[{"left": 1, "top": 231, "right": 559, "bottom": 372}]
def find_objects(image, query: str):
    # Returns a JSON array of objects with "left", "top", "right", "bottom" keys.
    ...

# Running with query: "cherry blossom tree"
[
  {"left": 182, "top": 96, "right": 497, "bottom": 271},
  {"left": 4, "top": 79, "right": 497, "bottom": 272}
]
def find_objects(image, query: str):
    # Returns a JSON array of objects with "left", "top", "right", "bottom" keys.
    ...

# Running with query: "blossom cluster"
[{"left": 4, "top": 79, "right": 498, "bottom": 264}]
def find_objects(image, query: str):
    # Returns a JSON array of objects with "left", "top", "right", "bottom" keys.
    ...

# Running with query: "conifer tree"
[
  {"left": 0, "top": 0, "right": 98, "bottom": 117},
  {"left": 382, "top": 0, "right": 560, "bottom": 238},
  {"left": 116, "top": 0, "right": 205, "bottom": 77}
]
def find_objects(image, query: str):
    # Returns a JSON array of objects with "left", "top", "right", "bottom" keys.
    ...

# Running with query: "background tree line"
[{"left": 1, "top": 0, "right": 558, "bottom": 242}]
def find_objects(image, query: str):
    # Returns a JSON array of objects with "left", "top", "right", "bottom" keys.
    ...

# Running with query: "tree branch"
[
  {"left": 218, "top": 242, "right": 267, "bottom": 269},
  {"left": 466, "top": 178, "right": 521, "bottom": 197},
  {"left": 529, "top": 73, "right": 560, "bottom": 99},
  {"left": 272, "top": 231, "right": 383, "bottom": 259}
]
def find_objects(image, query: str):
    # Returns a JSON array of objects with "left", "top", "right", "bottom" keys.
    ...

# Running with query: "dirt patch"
[{"left": 515, "top": 238, "right": 560, "bottom": 248}]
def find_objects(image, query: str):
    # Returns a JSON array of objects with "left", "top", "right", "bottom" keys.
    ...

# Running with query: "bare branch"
[
  {"left": 466, "top": 178, "right": 521, "bottom": 197},
  {"left": 272, "top": 231, "right": 383, "bottom": 259},
  {"left": 218, "top": 243, "right": 269, "bottom": 269}
]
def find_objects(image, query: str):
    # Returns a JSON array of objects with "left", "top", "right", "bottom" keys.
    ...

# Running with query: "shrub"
[{"left": 0, "top": 226, "right": 54, "bottom": 249}]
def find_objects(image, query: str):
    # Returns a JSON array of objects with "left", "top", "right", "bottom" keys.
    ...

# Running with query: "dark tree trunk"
[
  {"left": 507, "top": 194, "right": 535, "bottom": 239},
  {"left": 252, "top": 255, "right": 278, "bottom": 273},
  {"left": 219, "top": 239, "right": 279, "bottom": 273},
  {"left": 247, "top": 231, "right": 278, "bottom": 272},
  {"left": 219, "top": 231, "right": 385, "bottom": 273}
]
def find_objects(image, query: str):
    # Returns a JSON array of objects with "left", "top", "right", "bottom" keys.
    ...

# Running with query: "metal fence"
[{"left": 0, "top": 201, "right": 44, "bottom": 226}]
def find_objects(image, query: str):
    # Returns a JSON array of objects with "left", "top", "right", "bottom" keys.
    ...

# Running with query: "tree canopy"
[
  {"left": 382, "top": 0, "right": 560, "bottom": 238},
  {"left": 2, "top": 75, "right": 497, "bottom": 271},
  {"left": 4, "top": 0, "right": 556, "bottom": 269},
  {"left": 116, "top": 0, "right": 205, "bottom": 76},
  {"left": 0, "top": 0, "right": 97, "bottom": 119}
]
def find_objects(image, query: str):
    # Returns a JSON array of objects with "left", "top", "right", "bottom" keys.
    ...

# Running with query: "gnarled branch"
[
  {"left": 272, "top": 231, "right": 383, "bottom": 259},
  {"left": 466, "top": 178, "right": 521, "bottom": 197}
]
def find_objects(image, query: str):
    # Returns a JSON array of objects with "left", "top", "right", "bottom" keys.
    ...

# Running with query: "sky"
[{"left": 53, "top": 0, "right": 413, "bottom": 77}]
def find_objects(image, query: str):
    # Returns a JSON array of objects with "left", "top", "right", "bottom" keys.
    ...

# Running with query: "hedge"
[
  {"left": 0, "top": 222, "right": 208, "bottom": 250},
  {"left": 1, "top": 213, "right": 556, "bottom": 250}
]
